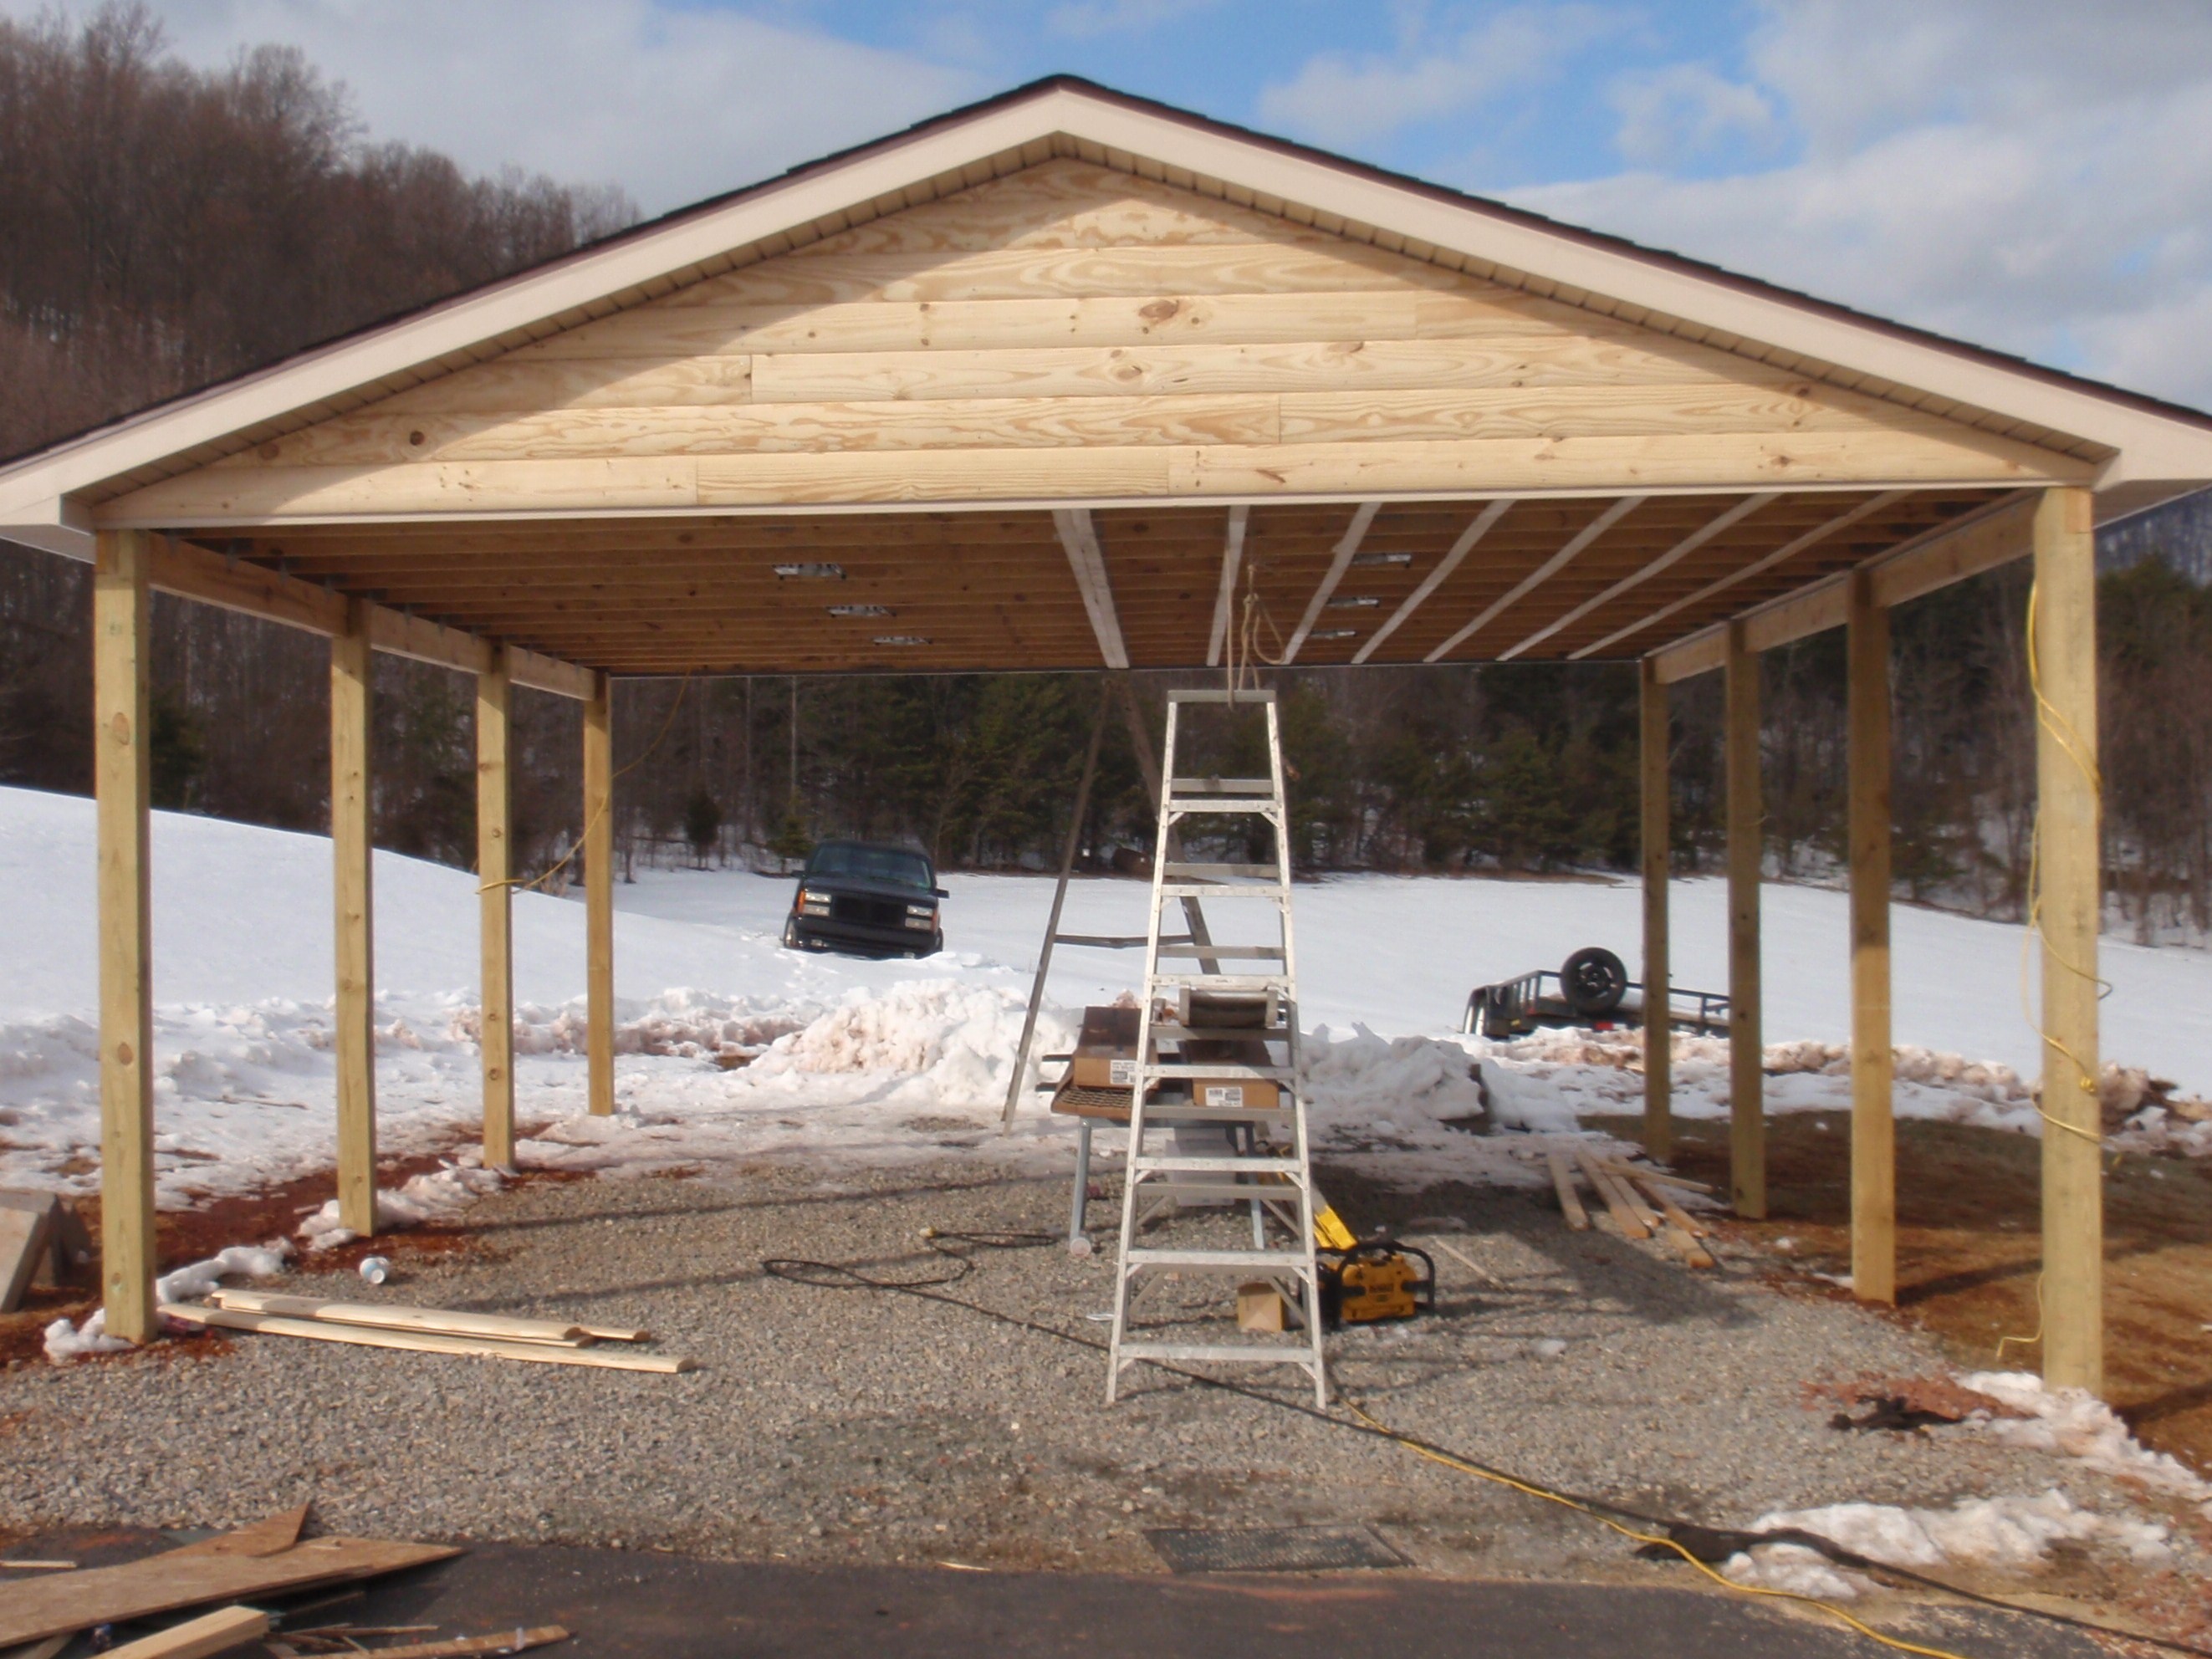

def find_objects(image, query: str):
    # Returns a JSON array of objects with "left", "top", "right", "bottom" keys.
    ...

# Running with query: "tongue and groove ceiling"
[{"left": 73, "top": 151, "right": 2102, "bottom": 675}]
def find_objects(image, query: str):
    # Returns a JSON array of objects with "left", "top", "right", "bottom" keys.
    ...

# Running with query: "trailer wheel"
[{"left": 1561, "top": 946, "right": 1628, "bottom": 1017}]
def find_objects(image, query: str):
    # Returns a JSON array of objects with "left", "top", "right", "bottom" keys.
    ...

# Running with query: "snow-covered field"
[{"left": 3, "top": 783, "right": 2209, "bottom": 1207}]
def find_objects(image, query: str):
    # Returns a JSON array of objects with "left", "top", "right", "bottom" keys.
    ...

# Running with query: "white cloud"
[
  {"left": 1047, "top": 0, "right": 1228, "bottom": 38},
  {"left": 1512, "top": 0, "right": 2212, "bottom": 409},
  {"left": 1256, "top": 3, "right": 1614, "bottom": 148},
  {"left": 1607, "top": 62, "right": 1776, "bottom": 167},
  {"left": 31, "top": 0, "right": 982, "bottom": 215}
]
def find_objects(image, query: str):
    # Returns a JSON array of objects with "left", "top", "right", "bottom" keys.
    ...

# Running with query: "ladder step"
[
  {"left": 1167, "top": 777, "right": 1275, "bottom": 794},
  {"left": 1149, "top": 974, "right": 1290, "bottom": 991},
  {"left": 1140, "top": 1063, "right": 1294, "bottom": 1081},
  {"left": 1132, "top": 1156, "right": 1304, "bottom": 1174},
  {"left": 1131, "top": 1104, "right": 1291, "bottom": 1123},
  {"left": 1126, "top": 1248, "right": 1313, "bottom": 1270},
  {"left": 1164, "top": 863, "right": 1281, "bottom": 879},
  {"left": 1167, "top": 689, "right": 1276, "bottom": 706},
  {"left": 1116, "top": 1343, "right": 1317, "bottom": 1366},
  {"left": 1136, "top": 1181, "right": 1297, "bottom": 1202},
  {"left": 1154, "top": 943, "right": 1285, "bottom": 959},
  {"left": 1166, "top": 799, "right": 1280, "bottom": 815},
  {"left": 1147, "top": 1023, "right": 1289, "bottom": 1041},
  {"left": 1155, "top": 883, "right": 1286, "bottom": 901}
]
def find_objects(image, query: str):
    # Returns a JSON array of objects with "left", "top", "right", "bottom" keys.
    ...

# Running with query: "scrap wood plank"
[
  {"left": 206, "top": 1291, "right": 646, "bottom": 1346},
  {"left": 170, "top": 1503, "right": 309, "bottom": 1559},
  {"left": 1628, "top": 1176, "right": 1714, "bottom": 1242},
  {"left": 1571, "top": 1149, "right": 1651, "bottom": 1240},
  {"left": 104, "top": 1605, "right": 269, "bottom": 1659},
  {"left": 336, "top": 1626, "right": 568, "bottom": 1658},
  {"left": 1542, "top": 1152, "right": 1590, "bottom": 1231},
  {"left": 0, "top": 1191, "right": 57, "bottom": 1313},
  {"left": 163, "top": 1305, "right": 692, "bottom": 1372},
  {"left": 1599, "top": 1160, "right": 1714, "bottom": 1195},
  {"left": 2, "top": 1636, "right": 71, "bottom": 1659},
  {"left": 0, "top": 1537, "right": 461, "bottom": 1648},
  {"left": 1659, "top": 1226, "right": 1718, "bottom": 1270}
]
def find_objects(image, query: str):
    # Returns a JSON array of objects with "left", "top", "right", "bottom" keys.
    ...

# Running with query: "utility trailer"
[{"left": 1461, "top": 947, "right": 1729, "bottom": 1040}]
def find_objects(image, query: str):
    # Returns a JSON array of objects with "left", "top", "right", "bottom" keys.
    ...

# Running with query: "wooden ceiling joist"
[
  {"left": 1206, "top": 503, "right": 1249, "bottom": 668},
  {"left": 1051, "top": 507, "right": 1129, "bottom": 668},
  {"left": 1351, "top": 498, "right": 1514, "bottom": 664},
  {"left": 1425, "top": 494, "right": 1647, "bottom": 662},
  {"left": 1280, "top": 501, "right": 1381, "bottom": 665}
]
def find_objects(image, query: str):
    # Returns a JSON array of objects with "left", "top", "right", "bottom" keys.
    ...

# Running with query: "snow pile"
[
  {"left": 296, "top": 1164, "right": 508, "bottom": 1249},
  {"left": 43, "top": 1242, "right": 291, "bottom": 1362},
  {"left": 1965, "top": 1371, "right": 2212, "bottom": 1514},
  {"left": 754, "top": 979, "right": 1055, "bottom": 1105},
  {"left": 1724, "top": 1488, "right": 2172, "bottom": 1600}
]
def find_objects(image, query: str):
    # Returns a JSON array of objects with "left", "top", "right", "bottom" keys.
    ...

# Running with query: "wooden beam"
[
  {"left": 1847, "top": 569, "right": 1895, "bottom": 1304},
  {"left": 2033, "top": 485, "right": 2102, "bottom": 1394},
  {"left": 1050, "top": 508, "right": 1128, "bottom": 669},
  {"left": 93, "top": 528, "right": 156, "bottom": 1345},
  {"left": 1577, "top": 490, "right": 1910, "bottom": 661},
  {"left": 1499, "top": 493, "right": 1776, "bottom": 661},
  {"left": 1281, "top": 500, "right": 1380, "bottom": 664},
  {"left": 1725, "top": 620, "right": 1765, "bottom": 1219},
  {"left": 1352, "top": 498, "right": 1514, "bottom": 663},
  {"left": 331, "top": 598, "right": 377, "bottom": 1238},
  {"left": 140, "top": 533, "right": 595, "bottom": 698},
  {"left": 478, "top": 649, "right": 516, "bottom": 1169},
  {"left": 1426, "top": 494, "right": 1645, "bottom": 661},
  {"left": 1641, "top": 657, "right": 1672, "bottom": 1163},
  {"left": 1205, "top": 503, "right": 1249, "bottom": 668},
  {"left": 584, "top": 671, "right": 616, "bottom": 1117},
  {"left": 1645, "top": 493, "right": 2038, "bottom": 680}
]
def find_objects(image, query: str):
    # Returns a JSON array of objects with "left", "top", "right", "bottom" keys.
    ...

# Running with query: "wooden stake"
[
  {"left": 332, "top": 598, "right": 377, "bottom": 1238},
  {"left": 2034, "top": 486, "right": 2102, "bottom": 1394},
  {"left": 1639, "top": 656, "right": 1672, "bottom": 1161},
  {"left": 1847, "top": 569, "right": 1896, "bottom": 1304},
  {"left": 477, "top": 648, "right": 515, "bottom": 1168},
  {"left": 1545, "top": 1151, "right": 1590, "bottom": 1230},
  {"left": 584, "top": 671, "right": 615, "bottom": 1117},
  {"left": 94, "top": 528, "right": 156, "bottom": 1345},
  {"left": 1724, "top": 619, "right": 1767, "bottom": 1219}
]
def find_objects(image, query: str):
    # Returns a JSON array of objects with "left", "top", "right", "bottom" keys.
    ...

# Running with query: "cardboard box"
[
  {"left": 1181, "top": 1035, "right": 1281, "bottom": 1110},
  {"left": 1070, "top": 1004, "right": 1141, "bottom": 1089}
]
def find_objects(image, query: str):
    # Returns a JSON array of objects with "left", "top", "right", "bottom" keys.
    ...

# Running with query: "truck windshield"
[{"left": 807, "top": 845, "right": 934, "bottom": 891}]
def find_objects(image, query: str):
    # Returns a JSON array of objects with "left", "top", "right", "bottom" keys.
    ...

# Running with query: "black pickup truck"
[{"left": 780, "top": 840, "right": 947, "bottom": 959}]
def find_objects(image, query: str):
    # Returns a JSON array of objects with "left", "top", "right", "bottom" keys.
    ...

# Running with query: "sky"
[{"left": 16, "top": 0, "right": 2212, "bottom": 409}]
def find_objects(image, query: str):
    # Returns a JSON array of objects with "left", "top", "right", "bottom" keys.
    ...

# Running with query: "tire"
[
  {"left": 780, "top": 918, "right": 798, "bottom": 950},
  {"left": 1560, "top": 946, "right": 1628, "bottom": 1017}
]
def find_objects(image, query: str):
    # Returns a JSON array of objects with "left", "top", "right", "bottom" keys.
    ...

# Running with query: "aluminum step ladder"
[{"left": 1106, "top": 688, "right": 1327, "bottom": 1406}]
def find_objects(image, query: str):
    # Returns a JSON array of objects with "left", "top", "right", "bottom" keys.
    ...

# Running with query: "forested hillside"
[{"left": 2, "top": 5, "right": 2208, "bottom": 944}]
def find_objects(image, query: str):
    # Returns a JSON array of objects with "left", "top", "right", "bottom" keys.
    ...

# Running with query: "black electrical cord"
[{"left": 761, "top": 1231, "right": 2212, "bottom": 1659}]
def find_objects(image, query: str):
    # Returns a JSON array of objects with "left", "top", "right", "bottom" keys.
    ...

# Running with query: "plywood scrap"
[
  {"left": 355, "top": 1625, "right": 569, "bottom": 1657},
  {"left": 0, "top": 1536, "right": 461, "bottom": 1649},
  {"left": 170, "top": 1503, "right": 309, "bottom": 1559},
  {"left": 163, "top": 1304, "right": 692, "bottom": 1373},
  {"left": 204, "top": 1291, "right": 648, "bottom": 1346},
  {"left": 1542, "top": 1151, "right": 1589, "bottom": 1230},
  {"left": 105, "top": 1605, "right": 268, "bottom": 1659},
  {"left": 0, "top": 1190, "right": 58, "bottom": 1312},
  {"left": 1571, "top": 1150, "right": 1651, "bottom": 1240}
]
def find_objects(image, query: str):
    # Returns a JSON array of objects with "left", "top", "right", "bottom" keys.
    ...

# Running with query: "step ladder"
[{"left": 1106, "top": 688, "right": 1327, "bottom": 1406}]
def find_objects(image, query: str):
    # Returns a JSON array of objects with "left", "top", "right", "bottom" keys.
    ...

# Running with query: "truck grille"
[{"left": 831, "top": 895, "right": 907, "bottom": 929}]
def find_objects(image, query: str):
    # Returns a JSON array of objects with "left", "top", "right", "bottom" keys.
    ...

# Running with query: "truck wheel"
[
  {"left": 1561, "top": 946, "right": 1628, "bottom": 1016},
  {"left": 781, "top": 918, "right": 798, "bottom": 950}
]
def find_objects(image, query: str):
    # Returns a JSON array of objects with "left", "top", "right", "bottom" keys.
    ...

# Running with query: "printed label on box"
[
  {"left": 1203, "top": 1085, "right": 1245, "bottom": 1108},
  {"left": 1110, "top": 1058, "right": 1137, "bottom": 1086}
]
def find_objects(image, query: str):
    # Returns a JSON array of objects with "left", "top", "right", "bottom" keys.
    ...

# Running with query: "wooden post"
[
  {"left": 331, "top": 599, "right": 378, "bottom": 1237},
  {"left": 1724, "top": 620, "right": 1766, "bottom": 1219},
  {"left": 584, "top": 671, "right": 616, "bottom": 1117},
  {"left": 2034, "top": 486, "right": 2102, "bottom": 1393},
  {"left": 1847, "top": 569, "right": 1895, "bottom": 1303},
  {"left": 1639, "top": 658, "right": 1672, "bottom": 1161},
  {"left": 478, "top": 648, "right": 515, "bottom": 1168},
  {"left": 93, "top": 528, "right": 157, "bottom": 1344}
]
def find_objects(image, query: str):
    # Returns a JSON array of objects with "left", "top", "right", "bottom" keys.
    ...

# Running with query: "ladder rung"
[
  {"left": 1141, "top": 1063, "right": 1294, "bottom": 1081},
  {"left": 1147, "top": 1023, "right": 1288, "bottom": 1040},
  {"left": 1154, "top": 943, "right": 1285, "bottom": 959},
  {"left": 1126, "top": 1248, "right": 1313, "bottom": 1270},
  {"left": 1129, "top": 1104, "right": 1290, "bottom": 1123},
  {"left": 1053, "top": 933, "right": 1147, "bottom": 948},
  {"left": 1155, "top": 883, "right": 1285, "bottom": 901},
  {"left": 1167, "top": 777, "right": 1275, "bottom": 794},
  {"left": 1132, "top": 1156, "right": 1303, "bottom": 1174},
  {"left": 1150, "top": 974, "right": 1290, "bottom": 990},
  {"left": 1167, "top": 689, "right": 1276, "bottom": 705},
  {"left": 1116, "top": 1343, "right": 1317, "bottom": 1366},
  {"left": 1164, "top": 863, "right": 1281, "bottom": 879},
  {"left": 1135, "top": 1182, "right": 1294, "bottom": 1202},
  {"left": 1167, "top": 799, "right": 1280, "bottom": 815}
]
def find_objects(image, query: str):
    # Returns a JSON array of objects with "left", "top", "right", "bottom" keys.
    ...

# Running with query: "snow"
[
  {"left": 4, "top": 783, "right": 2212, "bottom": 1210},
  {"left": 43, "top": 1241, "right": 290, "bottom": 1361},
  {"left": 1965, "top": 1371, "right": 2212, "bottom": 1513}
]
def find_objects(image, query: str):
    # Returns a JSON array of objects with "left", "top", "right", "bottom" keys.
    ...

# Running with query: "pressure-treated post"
[
  {"left": 93, "top": 528, "right": 157, "bottom": 1344},
  {"left": 1724, "top": 620, "right": 1766, "bottom": 1218},
  {"left": 478, "top": 648, "right": 515, "bottom": 1168},
  {"left": 584, "top": 671, "right": 616, "bottom": 1117},
  {"left": 1847, "top": 569, "right": 1895, "bottom": 1303},
  {"left": 2034, "top": 486, "right": 2102, "bottom": 1393},
  {"left": 1639, "top": 657, "right": 1672, "bottom": 1161},
  {"left": 331, "top": 599, "right": 378, "bottom": 1237}
]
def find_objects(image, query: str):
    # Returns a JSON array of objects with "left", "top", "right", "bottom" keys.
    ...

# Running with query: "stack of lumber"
[
  {"left": 1539, "top": 1146, "right": 1717, "bottom": 1269},
  {"left": 160, "top": 1290, "right": 694, "bottom": 1373}
]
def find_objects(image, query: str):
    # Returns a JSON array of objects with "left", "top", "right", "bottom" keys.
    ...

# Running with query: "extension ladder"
[{"left": 1106, "top": 688, "right": 1327, "bottom": 1406}]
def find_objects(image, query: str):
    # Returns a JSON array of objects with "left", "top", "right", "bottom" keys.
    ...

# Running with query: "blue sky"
[{"left": 18, "top": 1, "right": 2212, "bottom": 408}]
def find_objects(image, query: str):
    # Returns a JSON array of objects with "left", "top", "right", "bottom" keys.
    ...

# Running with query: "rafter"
[
  {"left": 1351, "top": 498, "right": 1514, "bottom": 665},
  {"left": 1495, "top": 493, "right": 1779, "bottom": 661},
  {"left": 1425, "top": 494, "right": 1647, "bottom": 663},
  {"left": 1280, "top": 500, "right": 1381, "bottom": 665},
  {"left": 1206, "top": 503, "right": 1250, "bottom": 668},
  {"left": 1051, "top": 507, "right": 1129, "bottom": 670},
  {"left": 1571, "top": 489, "right": 1910, "bottom": 661}
]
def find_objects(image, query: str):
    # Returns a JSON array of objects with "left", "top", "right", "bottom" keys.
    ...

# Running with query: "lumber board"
[
  {"left": 1571, "top": 1149, "right": 1649, "bottom": 1240},
  {"left": 1544, "top": 1151, "right": 1590, "bottom": 1230},
  {"left": 0, "top": 1537, "right": 462, "bottom": 1648},
  {"left": 331, "top": 600, "right": 376, "bottom": 1238},
  {"left": 1639, "top": 658, "right": 1672, "bottom": 1161},
  {"left": 1596, "top": 1160, "right": 1713, "bottom": 1195},
  {"left": 1628, "top": 1176, "right": 1711, "bottom": 1241},
  {"left": 478, "top": 655, "right": 515, "bottom": 1171},
  {"left": 1659, "top": 1226, "right": 1718, "bottom": 1271},
  {"left": 169, "top": 1504, "right": 309, "bottom": 1559},
  {"left": 0, "top": 1193, "right": 55, "bottom": 1313},
  {"left": 328, "top": 1626, "right": 568, "bottom": 1658},
  {"left": 1848, "top": 569, "right": 1896, "bottom": 1304},
  {"left": 103, "top": 1604, "right": 269, "bottom": 1659},
  {"left": 161, "top": 1304, "right": 695, "bottom": 1371},
  {"left": 205, "top": 1289, "right": 648, "bottom": 1345},
  {"left": 1726, "top": 622, "right": 1767, "bottom": 1220},
  {"left": 585, "top": 672, "right": 616, "bottom": 1117}
]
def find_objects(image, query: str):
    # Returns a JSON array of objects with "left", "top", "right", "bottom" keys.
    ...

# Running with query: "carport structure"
[{"left": 5, "top": 79, "right": 2209, "bottom": 1395}]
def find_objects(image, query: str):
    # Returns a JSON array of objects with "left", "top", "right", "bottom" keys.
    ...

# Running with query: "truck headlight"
[
  {"left": 905, "top": 903, "right": 935, "bottom": 918},
  {"left": 799, "top": 889, "right": 830, "bottom": 916}
]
